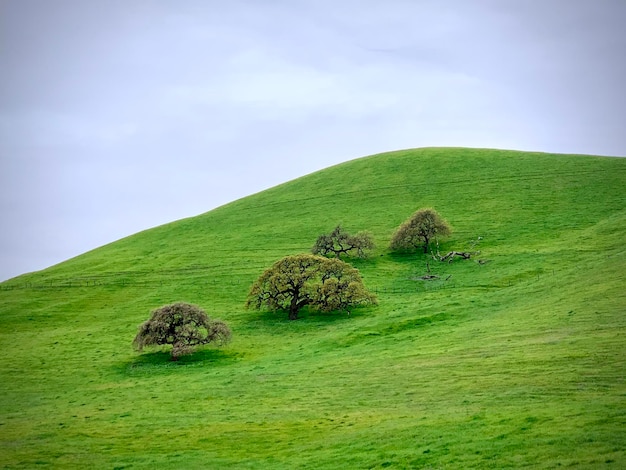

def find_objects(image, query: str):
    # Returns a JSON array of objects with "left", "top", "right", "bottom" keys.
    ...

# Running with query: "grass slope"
[{"left": 1, "top": 147, "right": 625, "bottom": 469}]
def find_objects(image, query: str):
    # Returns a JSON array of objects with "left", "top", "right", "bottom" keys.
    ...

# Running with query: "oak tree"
[
  {"left": 133, "top": 302, "right": 231, "bottom": 360},
  {"left": 246, "top": 254, "right": 377, "bottom": 320},
  {"left": 390, "top": 208, "right": 452, "bottom": 254},
  {"left": 312, "top": 225, "right": 375, "bottom": 259}
]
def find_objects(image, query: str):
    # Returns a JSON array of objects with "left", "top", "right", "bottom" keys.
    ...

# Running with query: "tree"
[
  {"left": 312, "top": 225, "right": 375, "bottom": 259},
  {"left": 246, "top": 254, "right": 377, "bottom": 320},
  {"left": 133, "top": 302, "right": 231, "bottom": 360},
  {"left": 390, "top": 208, "right": 452, "bottom": 254}
]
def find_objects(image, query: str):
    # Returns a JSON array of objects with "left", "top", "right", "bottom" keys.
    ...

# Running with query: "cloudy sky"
[{"left": 1, "top": 0, "right": 625, "bottom": 281}]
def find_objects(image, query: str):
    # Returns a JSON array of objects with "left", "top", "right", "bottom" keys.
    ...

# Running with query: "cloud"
[{"left": 0, "top": 110, "right": 139, "bottom": 147}]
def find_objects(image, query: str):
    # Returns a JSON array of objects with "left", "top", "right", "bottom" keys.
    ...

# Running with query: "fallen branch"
[
  {"left": 411, "top": 274, "right": 452, "bottom": 281},
  {"left": 439, "top": 251, "right": 476, "bottom": 263}
]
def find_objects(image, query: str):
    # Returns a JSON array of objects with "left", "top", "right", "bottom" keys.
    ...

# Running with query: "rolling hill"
[{"left": 1, "top": 147, "right": 625, "bottom": 468}]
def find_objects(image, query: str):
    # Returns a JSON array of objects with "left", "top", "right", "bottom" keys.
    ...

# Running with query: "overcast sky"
[{"left": 1, "top": 0, "right": 625, "bottom": 282}]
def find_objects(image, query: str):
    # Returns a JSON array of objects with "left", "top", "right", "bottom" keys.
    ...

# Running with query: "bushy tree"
[
  {"left": 312, "top": 225, "right": 375, "bottom": 259},
  {"left": 133, "top": 302, "right": 231, "bottom": 360},
  {"left": 246, "top": 254, "right": 377, "bottom": 320},
  {"left": 390, "top": 208, "right": 452, "bottom": 254}
]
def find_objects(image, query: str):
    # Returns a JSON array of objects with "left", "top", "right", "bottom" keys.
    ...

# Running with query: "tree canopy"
[
  {"left": 246, "top": 254, "right": 377, "bottom": 320},
  {"left": 390, "top": 208, "right": 452, "bottom": 254},
  {"left": 312, "top": 225, "right": 375, "bottom": 259},
  {"left": 133, "top": 302, "right": 231, "bottom": 360}
]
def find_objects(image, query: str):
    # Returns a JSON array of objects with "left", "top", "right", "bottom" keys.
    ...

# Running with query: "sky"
[{"left": 1, "top": 0, "right": 625, "bottom": 282}]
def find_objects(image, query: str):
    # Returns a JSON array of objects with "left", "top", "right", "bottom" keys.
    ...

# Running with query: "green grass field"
[{"left": 1, "top": 147, "right": 625, "bottom": 468}]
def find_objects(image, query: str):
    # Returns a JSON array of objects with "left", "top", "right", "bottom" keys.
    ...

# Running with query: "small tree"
[
  {"left": 312, "top": 225, "right": 375, "bottom": 259},
  {"left": 390, "top": 208, "right": 452, "bottom": 254},
  {"left": 133, "top": 302, "right": 231, "bottom": 360},
  {"left": 246, "top": 254, "right": 377, "bottom": 320}
]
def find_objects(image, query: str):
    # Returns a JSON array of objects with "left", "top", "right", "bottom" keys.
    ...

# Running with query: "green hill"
[{"left": 1, "top": 147, "right": 625, "bottom": 468}]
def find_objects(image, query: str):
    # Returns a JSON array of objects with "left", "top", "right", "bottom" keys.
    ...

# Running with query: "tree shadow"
[
  {"left": 243, "top": 305, "right": 372, "bottom": 330},
  {"left": 386, "top": 250, "right": 422, "bottom": 263},
  {"left": 118, "top": 347, "right": 241, "bottom": 375}
]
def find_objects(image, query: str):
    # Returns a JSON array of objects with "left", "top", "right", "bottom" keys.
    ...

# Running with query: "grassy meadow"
[{"left": 1, "top": 147, "right": 625, "bottom": 468}]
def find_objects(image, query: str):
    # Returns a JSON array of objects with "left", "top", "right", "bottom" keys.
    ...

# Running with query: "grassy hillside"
[{"left": 1, "top": 147, "right": 625, "bottom": 469}]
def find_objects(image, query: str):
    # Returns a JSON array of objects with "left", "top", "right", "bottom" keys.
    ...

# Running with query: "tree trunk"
[
  {"left": 289, "top": 294, "right": 300, "bottom": 320},
  {"left": 422, "top": 234, "right": 430, "bottom": 253}
]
